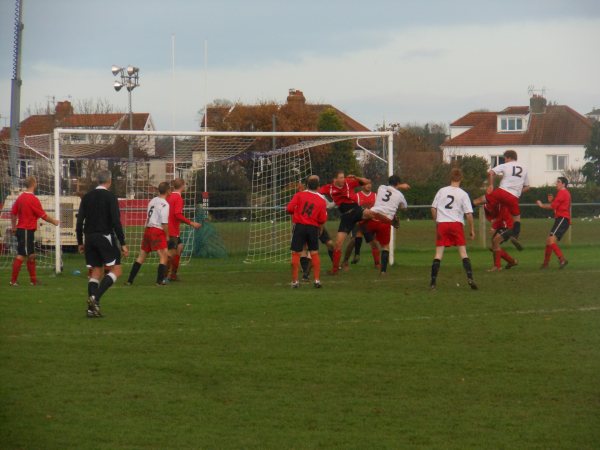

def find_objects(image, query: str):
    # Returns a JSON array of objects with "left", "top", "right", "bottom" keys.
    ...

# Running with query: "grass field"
[{"left": 1, "top": 219, "right": 599, "bottom": 449}]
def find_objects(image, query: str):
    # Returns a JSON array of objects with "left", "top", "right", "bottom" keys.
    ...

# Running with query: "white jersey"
[
  {"left": 146, "top": 196, "right": 170, "bottom": 229},
  {"left": 370, "top": 185, "right": 408, "bottom": 220},
  {"left": 431, "top": 186, "right": 473, "bottom": 224},
  {"left": 492, "top": 160, "right": 529, "bottom": 198}
]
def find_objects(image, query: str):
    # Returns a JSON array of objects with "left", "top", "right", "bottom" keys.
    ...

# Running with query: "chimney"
[
  {"left": 529, "top": 94, "right": 547, "bottom": 114},
  {"left": 286, "top": 89, "right": 306, "bottom": 105},
  {"left": 55, "top": 100, "right": 74, "bottom": 120}
]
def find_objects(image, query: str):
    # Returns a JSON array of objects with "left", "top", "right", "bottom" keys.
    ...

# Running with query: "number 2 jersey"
[
  {"left": 370, "top": 185, "right": 407, "bottom": 220},
  {"left": 286, "top": 190, "right": 327, "bottom": 227},
  {"left": 146, "top": 196, "right": 170, "bottom": 230},
  {"left": 431, "top": 186, "right": 473, "bottom": 224}
]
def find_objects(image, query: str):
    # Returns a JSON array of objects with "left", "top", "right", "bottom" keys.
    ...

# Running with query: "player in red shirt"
[
  {"left": 342, "top": 181, "right": 381, "bottom": 269},
  {"left": 9, "top": 176, "right": 59, "bottom": 286},
  {"left": 484, "top": 203, "right": 518, "bottom": 272},
  {"left": 536, "top": 176, "right": 571, "bottom": 269},
  {"left": 287, "top": 175, "right": 328, "bottom": 288},
  {"left": 165, "top": 178, "right": 201, "bottom": 281}
]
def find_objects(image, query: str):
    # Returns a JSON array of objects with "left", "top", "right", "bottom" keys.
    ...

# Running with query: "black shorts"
[
  {"left": 493, "top": 227, "right": 512, "bottom": 243},
  {"left": 168, "top": 236, "right": 183, "bottom": 250},
  {"left": 16, "top": 229, "right": 35, "bottom": 256},
  {"left": 84, "top": 233, "right": 120, "bottom": 268},
  {"left": 549, "top": 217, "right": 570, "bottom": 241},
  {"left": 338, "top": 204, "right": 364, "bottom": 234},
  {"left": 290, "top": 223, "right": 319, "bottom": 252},
  {"left": 319, "top": 227, "right": 331, "bottom": 244}
]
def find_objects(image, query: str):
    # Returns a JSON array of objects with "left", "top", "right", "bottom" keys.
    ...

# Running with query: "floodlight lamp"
[
  {"left": 111, "top": 65, "right": 122, "bottom": 76},
  {"left": 127, "top": 66, "right": 139, "bottom": 76},
  {"left": 126, "top": 83, "right": 135, "bottom": 92},
  {"left": 113, "top": 81, "right": 123, "bottom": 92}
]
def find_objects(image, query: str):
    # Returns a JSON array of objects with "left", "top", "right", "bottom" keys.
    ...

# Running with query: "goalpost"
[{"left": 1, "top": 129, "right": 393, "bottom": 273}]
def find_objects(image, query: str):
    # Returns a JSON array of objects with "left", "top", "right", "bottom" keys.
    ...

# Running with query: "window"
[
  {"left": 491, "top": 155, "right": 505, "bottom": 167},
  {"left": 500, "top": 116, "right": 524, "bottom": 131},
  {"left": 61, "top": 159, "right": 81, "bottom": 178},
  {"left": 450, "top": 155, "right": 463, "bottom": 163},
  {"left": 547, "top": 155, "right": 568, "bottom": 171},
  {"left": 18, "top": 159, "right": 33, "bottom": 178}
]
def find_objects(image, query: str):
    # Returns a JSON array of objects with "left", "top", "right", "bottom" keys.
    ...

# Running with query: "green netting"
[{"left": 192, "top": 205, "right": 228, "bottom": 258}]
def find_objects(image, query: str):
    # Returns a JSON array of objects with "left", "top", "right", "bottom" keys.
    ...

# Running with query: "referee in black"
[{"left": 76, "top": 170, "right": 129, "bottom": 318}]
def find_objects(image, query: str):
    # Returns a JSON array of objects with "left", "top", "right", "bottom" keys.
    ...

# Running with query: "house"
[
  {"left": 201, "top": 89, "right": 372, "bottom": 161},
  {"left": 441, "top": 95, "right": 593, "bottom": 186},
  {"left": 0, "top": 101, "right": 165, "bottom": 195}
]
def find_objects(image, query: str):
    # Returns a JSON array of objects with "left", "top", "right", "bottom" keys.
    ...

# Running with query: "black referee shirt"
[{"left": 76, "top": 186, "right": 126, "bottom": 246}]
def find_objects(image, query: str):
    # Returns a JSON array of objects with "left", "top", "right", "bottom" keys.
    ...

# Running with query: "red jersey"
[
  {"left": 286, "top": 191, "right": 327, "bottom": 227},
  {"left": 318, "top": 177, "right": 360, "bottom": 207},
  {"left": 167, "top": 192, "right": 191, "bottom": 237},
  {"left": 11, "top": 192, "right": 47, "bottom": 230},
  {"left": 551, "top": 189, "right": 571, "bottom": 223},
  {"left": 357, "top": 190, "right": 376, "bottom": 208}
]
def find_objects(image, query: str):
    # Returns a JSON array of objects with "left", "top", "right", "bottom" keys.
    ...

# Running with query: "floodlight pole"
[
  {"left": 111, "top": 65, "right": 139, "bottom": 198},
  {"left": 9, "top": 0, "right": 24, "bottom": 187}
]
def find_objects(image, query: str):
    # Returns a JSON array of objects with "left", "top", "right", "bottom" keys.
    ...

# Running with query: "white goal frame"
[{"left": 52, "top": 129, "right": 395, "bottom": 273}]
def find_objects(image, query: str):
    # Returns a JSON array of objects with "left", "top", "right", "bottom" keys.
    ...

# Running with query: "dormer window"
[{"left": 500, "top": 116, "right": 523, "bottom": 131}]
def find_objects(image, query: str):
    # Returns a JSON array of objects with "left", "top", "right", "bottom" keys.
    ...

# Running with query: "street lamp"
[{"left": 111, "top": 65, "right": 140, "bottom": 197}]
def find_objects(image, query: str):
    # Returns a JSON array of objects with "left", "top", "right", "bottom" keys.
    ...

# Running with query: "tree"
[
  {"left": 315, "top": 108, "right": 360, "bottom": 181},
  {"left": 582, "top": 121, "right": 600, "bottom": 184}
]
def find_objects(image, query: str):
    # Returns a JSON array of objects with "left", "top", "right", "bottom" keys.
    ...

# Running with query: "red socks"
[
  {"left": 170, "top": 255, "right": 181, "bottom": 279},
  {"left": 332, "top": 249, "right": 342, "bottom": 273},
  {"left": 11, "top": 258, "right": 23, "bottom": 284},
  {"left": 499, "top": 249, "right": 514, "bottom": 264},
  {"left": 372, "top": 248, "right": 381, "bottom": 266},
  {"left": 311, "top": 253, "right": 321, "bottom": 281},
  {"left": 550, "top": 243, "right": 564, "bottom": 260},
  {"left": 291, "top": 252, "right": 300, "bottom": 282},
  {"left": 544, "top": 245, "right": 553, "bottom": 265},
  {"left": 494, "top": 250, "right": 502, "bottom": 268},
  {"left": 27, "top": 259, "right": 37, "bottom": 284}
]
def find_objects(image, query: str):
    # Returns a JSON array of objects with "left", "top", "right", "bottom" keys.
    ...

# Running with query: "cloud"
[{"left": 2, "top": 18, "right": 598, "bottom": 131}]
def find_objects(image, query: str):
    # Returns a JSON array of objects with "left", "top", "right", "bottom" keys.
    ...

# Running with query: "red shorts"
[
  {"left": 436, "top": 222, "right": 466, "bottom": 247},
  {"left": 364, "top": 220, "right": 391, "bottom": 246},
  {"left": 141, "top": 227, "right": 167, "bottom": 253},
  {"left": 486, "top": 188, "right": 520, "bottom": 216}
]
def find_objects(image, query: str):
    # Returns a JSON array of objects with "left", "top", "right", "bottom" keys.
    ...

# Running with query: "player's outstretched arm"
[
  {"left": 536, "top": 200, "right": 553, "bottom": 210},
  {"left": 44, "top": 215, "right": 60, "bottom": 226},
  {"left": 430, "top": 207, "right": 437, "bottom": 221}
]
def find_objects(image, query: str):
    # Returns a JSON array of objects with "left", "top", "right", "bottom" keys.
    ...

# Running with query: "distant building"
[{"left": 442, "top": 95, "right": 593, "bottom": 186}]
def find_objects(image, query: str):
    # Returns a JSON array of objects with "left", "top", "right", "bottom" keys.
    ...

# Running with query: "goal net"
[{"left": 2, "top": 130, "right": 393, "bottom": 272}]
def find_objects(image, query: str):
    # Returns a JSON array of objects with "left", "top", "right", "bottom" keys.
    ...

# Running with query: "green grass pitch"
[{"left": 1, "top": 219, "right": 599, "bottom": 449}]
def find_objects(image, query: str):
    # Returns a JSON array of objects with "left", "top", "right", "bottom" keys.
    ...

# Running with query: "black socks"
[{"left": 128, "top": 261, "right": 142, "bottom": 284}]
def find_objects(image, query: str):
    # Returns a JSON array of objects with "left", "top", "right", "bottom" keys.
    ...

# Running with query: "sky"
[{"left": 1, "top": 0, "right": 599, "bottom": 131}]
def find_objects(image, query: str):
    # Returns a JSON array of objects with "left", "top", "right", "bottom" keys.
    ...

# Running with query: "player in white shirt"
[
  {"left": 126, "top": 182, "right": 171, "bottom": 286},
  {"left": 430, "top": 168, "right": 477, "bottom": 290},
  {"left": 474, "top": 149, "right": 529, "bottom": 245},
  {"left": 360, "top": 175, "right": 409, "bottom": 274}
]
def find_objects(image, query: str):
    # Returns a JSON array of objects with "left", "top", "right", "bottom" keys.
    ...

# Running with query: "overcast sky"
[{"left": 1, "top": 0, "right": 599, "bottom": 131}]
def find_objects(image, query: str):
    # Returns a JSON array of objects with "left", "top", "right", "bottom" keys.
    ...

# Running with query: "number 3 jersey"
[
  {"left": 286, "top": 190, "right": 327, "bottom": 227},
  {"left": 146, "top": 197, "right": 170, "bottom": 230},
  {"left": 370, "top": 185, "right": 407, "bottom": 220},
  {"left": 431, "top": 186, "right": 473, "bottom": 224}
]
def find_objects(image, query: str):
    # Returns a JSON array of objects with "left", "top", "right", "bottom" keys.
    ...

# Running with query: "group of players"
[
  {"left": 286, "top": 149, "right": 572, "bottom": 289},
  {"left": 7, "top": 149, "right": 572, "bottom": 314}
]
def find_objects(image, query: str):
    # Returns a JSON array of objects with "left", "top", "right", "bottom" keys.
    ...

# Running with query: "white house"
[{"left": 442, "top": 96, "right": 593, "bottom": 186}]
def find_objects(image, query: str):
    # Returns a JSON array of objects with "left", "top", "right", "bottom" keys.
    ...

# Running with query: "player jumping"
[
  {"left": 474, "top": 149, "right": 529, "bottom": 248},
  {"left": 484, "top": 203, "right": 518, "bottom": 272},
  {"left": 360, "top": 175, "right": 409, "bottom": 275},
  {"left": 126, "top": 182, "right": 171, "bottom": 286}
]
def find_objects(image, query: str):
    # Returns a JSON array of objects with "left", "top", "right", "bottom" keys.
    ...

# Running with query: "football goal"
[{"left": 0, "top": 129, "right": 394, "bottom": 273}]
